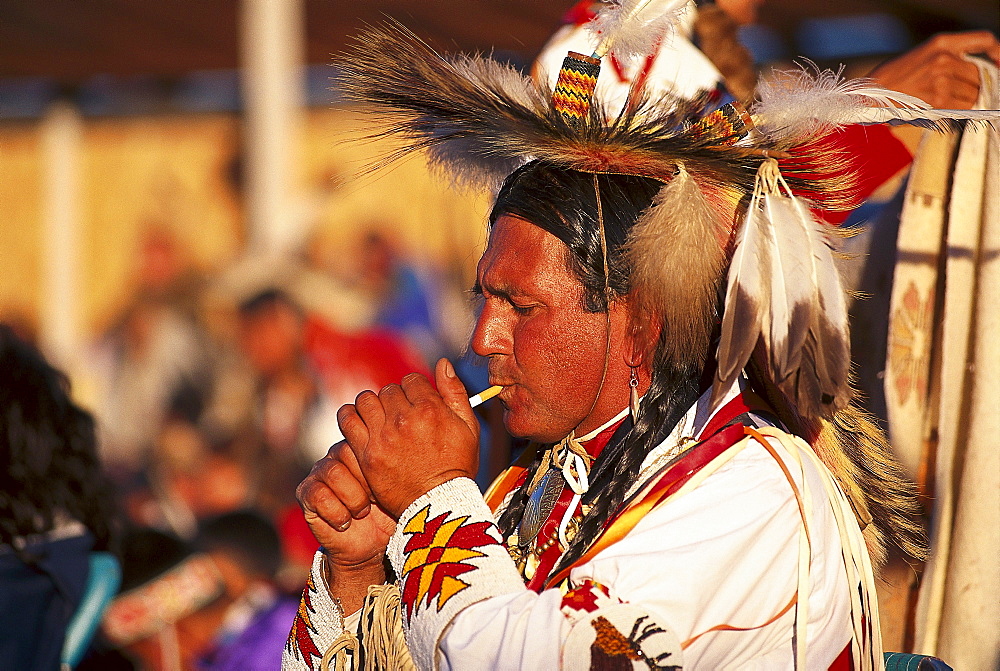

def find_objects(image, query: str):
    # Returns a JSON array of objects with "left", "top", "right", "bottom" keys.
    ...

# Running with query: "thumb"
[{"left": 435, "top": 358, "right": 476, "bottom": 432}]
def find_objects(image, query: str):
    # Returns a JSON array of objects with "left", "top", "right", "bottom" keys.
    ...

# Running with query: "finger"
[
  {"left": 931, "top": 73, "right": 980, "bottom": 109},
  {"left": 987, "top": 44, "right": 1000, "bottom": 65},
  {"left": 941, "top": 57, "right": 983, "bottom": 90},
  {"left": 399, "top": 371, "right": 436, "bottom": 404},
  {"left": 338, "top": 443, "right": 374, "bottom": 501},
  {"left": 377, "top": 382, "right": 409, "bottom": 413},
  {"left": 434, "top": 358, "right": 477, "bottom": 433},
  {"left": 949, "top": 79, "right": 981, "bottom": 108},
  {"left": 315, "top": 459, "right": 372, "bottom": 519},
  {"left": 933, "top": 31, "right": 1000, "bottom": 58},
  {"left": 354, "top": 389, "right": 386, "bottom": 434},
  {"left": 337, "top": 404, "right": 370, "bottom": 451},
  {"left": 297, "top": 477, "right": 354, "bottom": 531}
]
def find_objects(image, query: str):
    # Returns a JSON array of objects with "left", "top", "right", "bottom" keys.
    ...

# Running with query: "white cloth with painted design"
[{"left": 282, "top": 381, "right": 876, "bottom": 670}]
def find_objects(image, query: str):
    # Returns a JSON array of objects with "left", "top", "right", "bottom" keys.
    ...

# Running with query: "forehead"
[{"left": 478, "top": 215, "right": 578, "bottom": 295}]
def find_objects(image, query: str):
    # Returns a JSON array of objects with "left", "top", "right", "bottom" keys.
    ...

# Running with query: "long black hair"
[
  {"left": 489, "top": 162, "right": 705, "bottom": 571},
  {"left": 0, "top": 325, "right": 117, "bottom": 550}
]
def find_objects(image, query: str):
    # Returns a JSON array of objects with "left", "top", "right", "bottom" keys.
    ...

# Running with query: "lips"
[{"left": 486, "top": 365, "right": 516, "bottom": 391}]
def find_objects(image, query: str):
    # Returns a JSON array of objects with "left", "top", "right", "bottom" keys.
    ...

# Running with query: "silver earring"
[{"left": 629, "top": 366, "right": 640, "bottom": 421}]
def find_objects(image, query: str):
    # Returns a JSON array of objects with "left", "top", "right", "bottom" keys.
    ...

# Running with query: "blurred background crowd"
[{"left": 1, "top": 0, "right": 997, "bottom": 669}]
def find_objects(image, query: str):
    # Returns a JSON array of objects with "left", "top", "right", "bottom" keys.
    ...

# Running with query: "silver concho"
[{"left": 517, "top": 468, "right": 561, "bottom": 546}]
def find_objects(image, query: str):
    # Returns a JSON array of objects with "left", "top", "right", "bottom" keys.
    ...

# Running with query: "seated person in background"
[
  {"left": 0, "top": 324, "right": 118, "bottom": 671},
  {"left": 194, "top": 510, "right": 301, "bottom": 671},
  {"left": 98, "top": 527, "right": 225, "bottom": 670},
  {"left": 97, "top": 516, "right": 298, "bottom": 671}
]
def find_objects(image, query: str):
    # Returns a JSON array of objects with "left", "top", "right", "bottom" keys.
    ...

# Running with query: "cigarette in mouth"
[{"left": 469, "top": 385, "right": 503, "bottom": 409}]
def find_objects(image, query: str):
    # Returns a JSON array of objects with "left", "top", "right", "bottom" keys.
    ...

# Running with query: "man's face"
[
  {"left": 471, "top": 215, "right": 631, "bottom": 443},
  {"left": 238, "top": 303, "right": 302, "bottom": 377}
]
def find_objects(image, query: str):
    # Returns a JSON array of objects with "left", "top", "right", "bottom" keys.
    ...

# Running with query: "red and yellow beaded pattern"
[
  {"left": 552, "top": 51, "right": 601, "bottom": 121},
  {"left": 399, "top": 505, "right": 499, "bottom": 620},
  {"left": 687, "top": 102, "right": 755, "bottom": 145}
]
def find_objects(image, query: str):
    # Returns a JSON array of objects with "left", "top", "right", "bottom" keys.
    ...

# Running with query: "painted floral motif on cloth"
[
  {"left": 399, "top": 505, "right": 499, "bottom": 619},
  {"left": 561, "top": 579, "right": 612, "bottom": 615},
  {"left": 888, "top": 280, "right": 934, "bottom": 406}
]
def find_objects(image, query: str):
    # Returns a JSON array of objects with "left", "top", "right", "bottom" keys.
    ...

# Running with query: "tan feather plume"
[
  {"left": 627, "top": 164, "right": 733, "bottom": 366},
  {"left": 814, "top": 404, "right": 928, "bottom": 567}
]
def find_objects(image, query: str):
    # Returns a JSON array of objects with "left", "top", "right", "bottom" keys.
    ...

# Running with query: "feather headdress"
[{"left": 337, "top": 13, "right": 1000, "bottom": 420}]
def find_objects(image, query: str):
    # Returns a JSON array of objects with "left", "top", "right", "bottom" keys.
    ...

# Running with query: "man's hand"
[
  {"left": 869, "top": 31, "right": 1000, "bottom": 110},
  {"left": 296, "top": 441, "right": 395, "bottom": 569},
  {"left": 339, "top": 358, "right": 480, "bottom": 519}
]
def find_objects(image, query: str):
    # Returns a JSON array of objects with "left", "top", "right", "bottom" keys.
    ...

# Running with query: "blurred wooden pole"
[
  {"left": 40, "top": 101, "right": 82, "bottom": 369},
  {"left": 240, "top": 0, "right": 306, "bottom": 257}
]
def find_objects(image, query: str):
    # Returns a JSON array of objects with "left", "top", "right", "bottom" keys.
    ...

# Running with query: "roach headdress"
[{"left": 337, "top": 3, "right": 998, "bottom": 422}]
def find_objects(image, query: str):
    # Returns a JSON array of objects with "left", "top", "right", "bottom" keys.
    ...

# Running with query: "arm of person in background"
[
  {"left": 808, "top": 31, "right": 1000, "bottom": 225},
  {"left": 868, "top": 30, "right": 1000, "bottom": 110}
]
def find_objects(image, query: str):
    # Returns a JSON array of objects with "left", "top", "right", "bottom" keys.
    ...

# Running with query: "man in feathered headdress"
[{"left": 283, "top": 4, "right": 995, "bottom": 669}]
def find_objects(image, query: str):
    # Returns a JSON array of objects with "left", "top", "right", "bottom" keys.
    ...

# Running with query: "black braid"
[{"left": 553, "top": 344, "right": 702, "bottom": 574}]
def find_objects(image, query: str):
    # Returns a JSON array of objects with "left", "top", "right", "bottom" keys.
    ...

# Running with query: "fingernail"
[
  {"left": 444, "top": 359, "right": 456, "bottom": 378},
  {"left": 357, "top": 505, "right": 371, "bottom": 519},
  {"left": 336, "top": 520, "right": 351, "bottom": 532}
]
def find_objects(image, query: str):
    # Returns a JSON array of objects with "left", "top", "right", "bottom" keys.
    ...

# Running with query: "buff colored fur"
[
  {"left": 627, "top": 166, "right": 734, "bottom": 368},
  {"left": 748, "top": 351, "right": 927, "bottom": 567}
]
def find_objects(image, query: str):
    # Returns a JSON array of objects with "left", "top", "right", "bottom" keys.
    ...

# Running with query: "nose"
[{"left": 470, "top": 299, "right": 512, "bottom": 358}]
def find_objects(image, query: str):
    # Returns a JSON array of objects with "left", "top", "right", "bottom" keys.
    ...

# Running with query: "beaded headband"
[{"left": 102, "top": 554, "right": 224, "bottom": 646}]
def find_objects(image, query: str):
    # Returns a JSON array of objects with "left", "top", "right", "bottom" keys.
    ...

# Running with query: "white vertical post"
[
  {"left": 240, "top": 0, "right": 306, "bottom": 256},
  {"left": 40, "top": 101, "right": 83, "bottom": 369}
]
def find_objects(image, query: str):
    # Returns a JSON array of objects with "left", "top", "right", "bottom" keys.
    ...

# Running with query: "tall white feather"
[
  {"left": 763, "top": 165, "right": 812, "bottom": 384},
  {"left": 850, "top": 106, "right": 999, "bottom": 131},
  {"left": 756, "top": 160, "right": 851, "bottom": 417},
  {"left": 753, "top": 63, "right": 1000, "bottom": 143},
  {"left": 790, "top": 192, "right": 851, "bottom": 413},
  {"left": 588, "top": 0, "right": 690, "bottom": 61},
  {"left": 714, "top": 167, "right": 771, "bottom": 406}
]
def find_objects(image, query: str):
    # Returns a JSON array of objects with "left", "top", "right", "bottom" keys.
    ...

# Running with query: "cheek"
[{"left": 513, "top": 314, "right": 609, "bottom": 396}]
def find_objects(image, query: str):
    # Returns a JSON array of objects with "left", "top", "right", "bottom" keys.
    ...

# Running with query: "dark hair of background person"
[
  {"left": 196, "top": 509, "right": 284, "bottom": 580},
  {"left": 0, "top": 324, "right": 117, "bottom": 551},
  {"left": 237, "top": 287, "right": 302, "bottom": 318},
  {"left": 488, "top": 161, "right": 704, "bottom": 573}
]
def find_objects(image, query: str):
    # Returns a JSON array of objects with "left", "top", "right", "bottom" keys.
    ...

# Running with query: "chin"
[{"left": 501, "top": 408, "right": 566, "bottom": 444}]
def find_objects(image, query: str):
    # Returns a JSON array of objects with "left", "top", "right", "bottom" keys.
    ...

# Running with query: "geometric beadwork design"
[
  {"left": 552, "top": 51, "right": 601, "bottom": 122},
  {"left": 687, "top": 102, "right": 755, "bottom": 145}
]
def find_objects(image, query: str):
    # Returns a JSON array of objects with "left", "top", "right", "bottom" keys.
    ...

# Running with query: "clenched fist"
[{"left": 339, "top": 358, "right": 480, "bottom": 519}]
